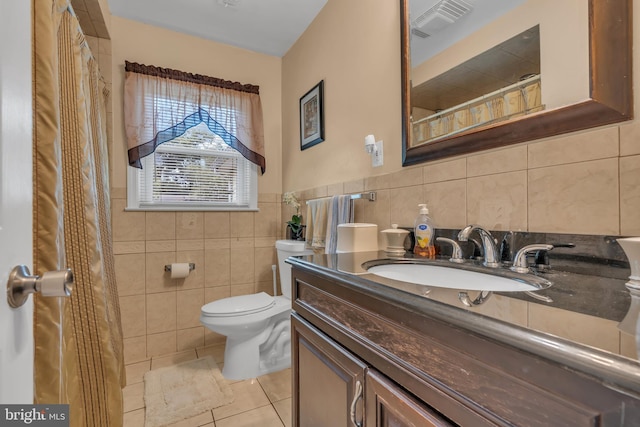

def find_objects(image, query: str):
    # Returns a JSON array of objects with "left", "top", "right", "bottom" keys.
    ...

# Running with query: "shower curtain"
[{"left": 32, "top": 1, "right": 125, "bottom": 426}]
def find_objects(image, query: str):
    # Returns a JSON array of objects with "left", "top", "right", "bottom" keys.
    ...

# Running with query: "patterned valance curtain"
[{"left": 124, "top": 61, "right": 266, "bottom": 173}]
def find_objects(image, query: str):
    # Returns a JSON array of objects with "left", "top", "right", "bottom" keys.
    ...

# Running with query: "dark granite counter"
[{"left": 288, "top": 249, "right": 640, "bottom": 395}]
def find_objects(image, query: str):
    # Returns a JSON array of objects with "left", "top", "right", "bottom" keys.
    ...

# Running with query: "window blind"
[{"left": 137, "top": 122, "right": 252, "bottom": 208}]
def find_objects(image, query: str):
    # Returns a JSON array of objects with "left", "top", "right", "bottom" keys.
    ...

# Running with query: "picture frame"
[{"left": 299, "top": 80, "right": 324, "bottom": 150}]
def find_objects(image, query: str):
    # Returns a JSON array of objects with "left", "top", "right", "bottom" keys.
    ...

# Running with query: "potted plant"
[{"left": 283, "top": 192, "right": 305, "bottom": 240}]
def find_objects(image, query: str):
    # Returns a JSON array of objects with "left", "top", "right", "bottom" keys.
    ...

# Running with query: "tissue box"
[{"left": 336, "top": 223, "right": 378, "bottom": 253}]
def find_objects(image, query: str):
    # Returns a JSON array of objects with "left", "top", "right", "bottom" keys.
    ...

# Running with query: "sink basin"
[{"left": 364, "top": 260, "right": 552, "bottom": 292}]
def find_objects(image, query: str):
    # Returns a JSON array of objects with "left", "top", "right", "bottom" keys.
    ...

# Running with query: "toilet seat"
[{"left": 201, "top": 292, "right": 275, "bottom": 317}]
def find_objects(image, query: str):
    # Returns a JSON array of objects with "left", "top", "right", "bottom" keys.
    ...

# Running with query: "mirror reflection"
[
  {"left": 404, "top": 0, "right": 601, "bottom": 155},
  {"left": 411, "top": 26, "right": 542, "bottom": 145}
]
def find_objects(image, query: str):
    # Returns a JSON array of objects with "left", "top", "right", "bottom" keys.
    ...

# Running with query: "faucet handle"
[
  {"left": 510, "top": 244, "right": 554, "bottom": 273},
  {"left": 500, "top": 231, "right": 514, "bottom": 262},
  {"left": 534, "top": 242, "right": 575, "bottom": 267},
  {"left": 436, "top": 237, "right": 464, "bottom": 263}
]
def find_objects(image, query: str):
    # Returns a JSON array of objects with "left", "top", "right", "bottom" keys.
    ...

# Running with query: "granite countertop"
[{"left": 288, "top": 250, "right": 640, "bottom": 395}]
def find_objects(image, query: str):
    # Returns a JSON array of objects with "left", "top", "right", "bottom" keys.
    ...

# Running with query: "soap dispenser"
[{"left": 414, "top": 204, "right": 435, "bottom": 258}]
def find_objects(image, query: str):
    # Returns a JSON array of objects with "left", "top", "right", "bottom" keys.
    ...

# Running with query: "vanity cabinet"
[
  {"left": 290, "top": 263, "right": 640, "bottom": 427},
  {"left": 292, "top": 314, "right": 451, "bottom": 427},
  {"left": 292, "top": 314, "right": 365, "bottom": 427}
]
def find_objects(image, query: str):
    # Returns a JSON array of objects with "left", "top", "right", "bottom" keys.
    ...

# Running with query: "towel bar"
[
  {"left": 307, "top": 192, "right": 376, "bottom": 203},
  {"left": 349, "top": 192, "right": 377, "bottom": 202}
]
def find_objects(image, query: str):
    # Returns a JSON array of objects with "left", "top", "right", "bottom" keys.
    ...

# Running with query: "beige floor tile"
[
  {"left": 124, "top": 347, "right": 291, "bottom": 427},
  {"left": 213, "top": 379, "right": 270, "bottom": 420},
  {"left": 123, "top": 408, "right": 144, "bottom": 427},
  {"left": 151, "top": 349, "right": 198, "bottom": 370},
  {"left": 196, "top": 343, "right": 226, "bottom": 365},
  {"left": 122, "top": 382, "right": 145, "bottom": 413},
  {"left": 125, "top": 360, "right": 151, "bottom": 385},
  {"left": 257, "top": 368, "right": 291, "bottom": 403},
  {"left": 166, "top": 410, "right": 214, "bottom": 427},
  {"left": 273, "top": 398, "right": 292, "bottom": 427},
  {"left": 216, "top": 405, "right": 284, "bottom": 427}
]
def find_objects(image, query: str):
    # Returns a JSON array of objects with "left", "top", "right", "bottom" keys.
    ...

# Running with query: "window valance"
[{"left": 124, "top": 61, "right": 266, "bottom": 173}]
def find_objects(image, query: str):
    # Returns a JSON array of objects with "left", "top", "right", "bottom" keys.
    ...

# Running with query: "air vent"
[
  {"left": 217, "top": 0, "right": 240, "bottom": 8},
  {"left": 412, "top": 28, "right": 431, "bottom": 39},
  {"left": 412, "top": 0, "right": 473, "bottom": 37}
]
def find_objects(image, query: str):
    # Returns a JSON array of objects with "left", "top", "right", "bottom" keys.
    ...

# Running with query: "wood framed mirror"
[{"left": 401, "top": 0, "right": 633, "bottom": 166}]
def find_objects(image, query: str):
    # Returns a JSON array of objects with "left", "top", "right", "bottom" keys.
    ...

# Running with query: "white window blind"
[{"left": 128, "top": 122, "right": 258, "bottom": 211}]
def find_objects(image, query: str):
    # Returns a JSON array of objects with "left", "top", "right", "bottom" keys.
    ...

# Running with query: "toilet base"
[{"left": 221, "top": 316, "right": 292, "bottom": 380}]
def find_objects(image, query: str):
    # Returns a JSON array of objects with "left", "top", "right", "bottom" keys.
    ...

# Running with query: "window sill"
[{"left": 125, "top": 206, "right": 260, "bottom": 212}]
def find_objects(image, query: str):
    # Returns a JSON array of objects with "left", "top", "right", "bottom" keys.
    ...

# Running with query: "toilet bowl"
[{"left": 200, "top": 239, "right": 312, "bottom": 380}]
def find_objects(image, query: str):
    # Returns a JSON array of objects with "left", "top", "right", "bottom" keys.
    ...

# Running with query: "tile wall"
[
  {"left": 291, "top": 122, "right": 640, "bottom": 361},
  {"left": 111, "top": 192, "right": 284, "bottom": 363},
  {"left": 294, "top": 125, "right": 639, "bottom": 242}
]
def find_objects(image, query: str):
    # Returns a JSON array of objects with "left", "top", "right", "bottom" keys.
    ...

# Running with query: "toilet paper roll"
[{"left": 170, "top": 263, "right": 191, "bottom": 279}]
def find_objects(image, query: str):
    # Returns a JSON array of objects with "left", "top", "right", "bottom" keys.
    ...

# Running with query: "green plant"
[{"left": 283, "top": 192, "right": 304, "bottom": 240}]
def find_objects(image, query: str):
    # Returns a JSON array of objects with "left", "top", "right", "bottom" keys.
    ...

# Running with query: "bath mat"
[{"left": 143, "top": 356, "right": 234, "bottom": 427}]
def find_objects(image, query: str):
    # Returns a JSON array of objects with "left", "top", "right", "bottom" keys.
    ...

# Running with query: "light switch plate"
[{"left": 372, "top": 140, "right": 383, "bottom": 167}]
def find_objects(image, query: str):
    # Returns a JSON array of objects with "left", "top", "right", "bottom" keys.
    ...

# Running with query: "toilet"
[{"left": 200, "top": 239, "right": 312, "bottom": 380}]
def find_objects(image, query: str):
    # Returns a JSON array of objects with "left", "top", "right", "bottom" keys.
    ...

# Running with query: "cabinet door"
[
  {"left": 365, "top": 369, "right": 453, "bottom": 427},
  {"left": 292, "top": 314, "right": 366, "bottom": 427}
]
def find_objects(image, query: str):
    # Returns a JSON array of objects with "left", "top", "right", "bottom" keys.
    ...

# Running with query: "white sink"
[{"left": 366, "top": 262, "right": 549, "bottom": 292}]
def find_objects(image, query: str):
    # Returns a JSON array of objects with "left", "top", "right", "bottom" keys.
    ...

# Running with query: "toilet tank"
[{"left": 275, "top": 240, "right": 313, "bottom": 299}]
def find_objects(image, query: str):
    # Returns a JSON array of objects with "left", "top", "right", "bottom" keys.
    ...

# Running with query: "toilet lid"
[{"left": 201, "top": 292, "right": 275, "bottom": 317}]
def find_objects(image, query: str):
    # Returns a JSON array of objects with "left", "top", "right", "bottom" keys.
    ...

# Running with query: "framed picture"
[{"left": 300, "top": 80, "right": 324, "bottom": 150}]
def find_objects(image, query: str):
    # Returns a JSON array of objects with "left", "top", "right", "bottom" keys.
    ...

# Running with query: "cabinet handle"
[{"left": 350, "top": 380, "right": 363, "bottom": 427}]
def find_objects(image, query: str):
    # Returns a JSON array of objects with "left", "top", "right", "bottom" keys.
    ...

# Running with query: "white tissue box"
[{"left": 336, "top": 223, "right": 378, "bottom": 253}]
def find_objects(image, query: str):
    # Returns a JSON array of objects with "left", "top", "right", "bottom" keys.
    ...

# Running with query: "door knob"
[{"left": 6, "top": 265, "right": 73, "bottom": 308}]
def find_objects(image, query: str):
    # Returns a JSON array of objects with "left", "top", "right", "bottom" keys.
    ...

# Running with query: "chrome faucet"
[{"left": 457, "top": 225, "right": 500, "bottom": 267}]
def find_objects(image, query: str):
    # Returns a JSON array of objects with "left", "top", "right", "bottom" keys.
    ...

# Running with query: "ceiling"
[{"left": 105, "top": 0, "right": 328, "bottom": 57}]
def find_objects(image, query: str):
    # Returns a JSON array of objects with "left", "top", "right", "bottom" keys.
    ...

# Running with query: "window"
[
  {"left": 124, "top": 61, "right": 265, "bottom": 212},
  {"left": 127, "top": 122, "right": 258, "bottom": 211}
]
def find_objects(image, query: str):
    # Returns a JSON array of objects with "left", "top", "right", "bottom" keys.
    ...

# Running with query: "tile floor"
[{"left": 123, "top": 344, "right": 292, "bottom": 427}]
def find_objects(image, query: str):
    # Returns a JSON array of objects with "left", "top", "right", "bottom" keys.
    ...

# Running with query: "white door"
[{"left": 0, "top": 0, "right": 34, "bottom": 403}]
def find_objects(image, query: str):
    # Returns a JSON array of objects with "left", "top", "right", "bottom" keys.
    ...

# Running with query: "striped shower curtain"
[{"left": 32, "top": 0, "right": 125, "bottom": 426}]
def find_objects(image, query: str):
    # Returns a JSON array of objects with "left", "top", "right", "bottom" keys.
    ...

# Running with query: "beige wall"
[
  {"left": 108, "top": 16, "right": 285, "bottom": 361},
  {"left": 282, "top": 0, "right": 640, "bottom": 238},
  {"left": 282, "top": 0, "right": 402, "bottom": 190}
]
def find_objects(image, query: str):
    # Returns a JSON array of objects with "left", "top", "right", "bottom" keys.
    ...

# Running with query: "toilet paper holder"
[{"left": 164, "top": 263, "right": 196, "bottom": 272}]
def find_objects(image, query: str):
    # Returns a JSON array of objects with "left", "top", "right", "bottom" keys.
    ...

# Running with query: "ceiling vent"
[
  {"left": 411, "top": 28, "right": 431, "bottom": 39},
  {"left": 217, "top": 0, "right": 240, "bottom": 8},
  {"left": 412, "top": 0, "right": 473, "bottom": 37}
]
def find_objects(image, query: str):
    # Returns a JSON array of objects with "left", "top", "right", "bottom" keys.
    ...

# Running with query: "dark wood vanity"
[{"left": 290, "top": 258, "right": 640, "bottom": 426}]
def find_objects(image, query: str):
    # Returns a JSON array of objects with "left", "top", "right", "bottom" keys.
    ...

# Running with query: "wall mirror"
[{"left": 401, "top": 0, "right": 633, "bottom": 166}]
